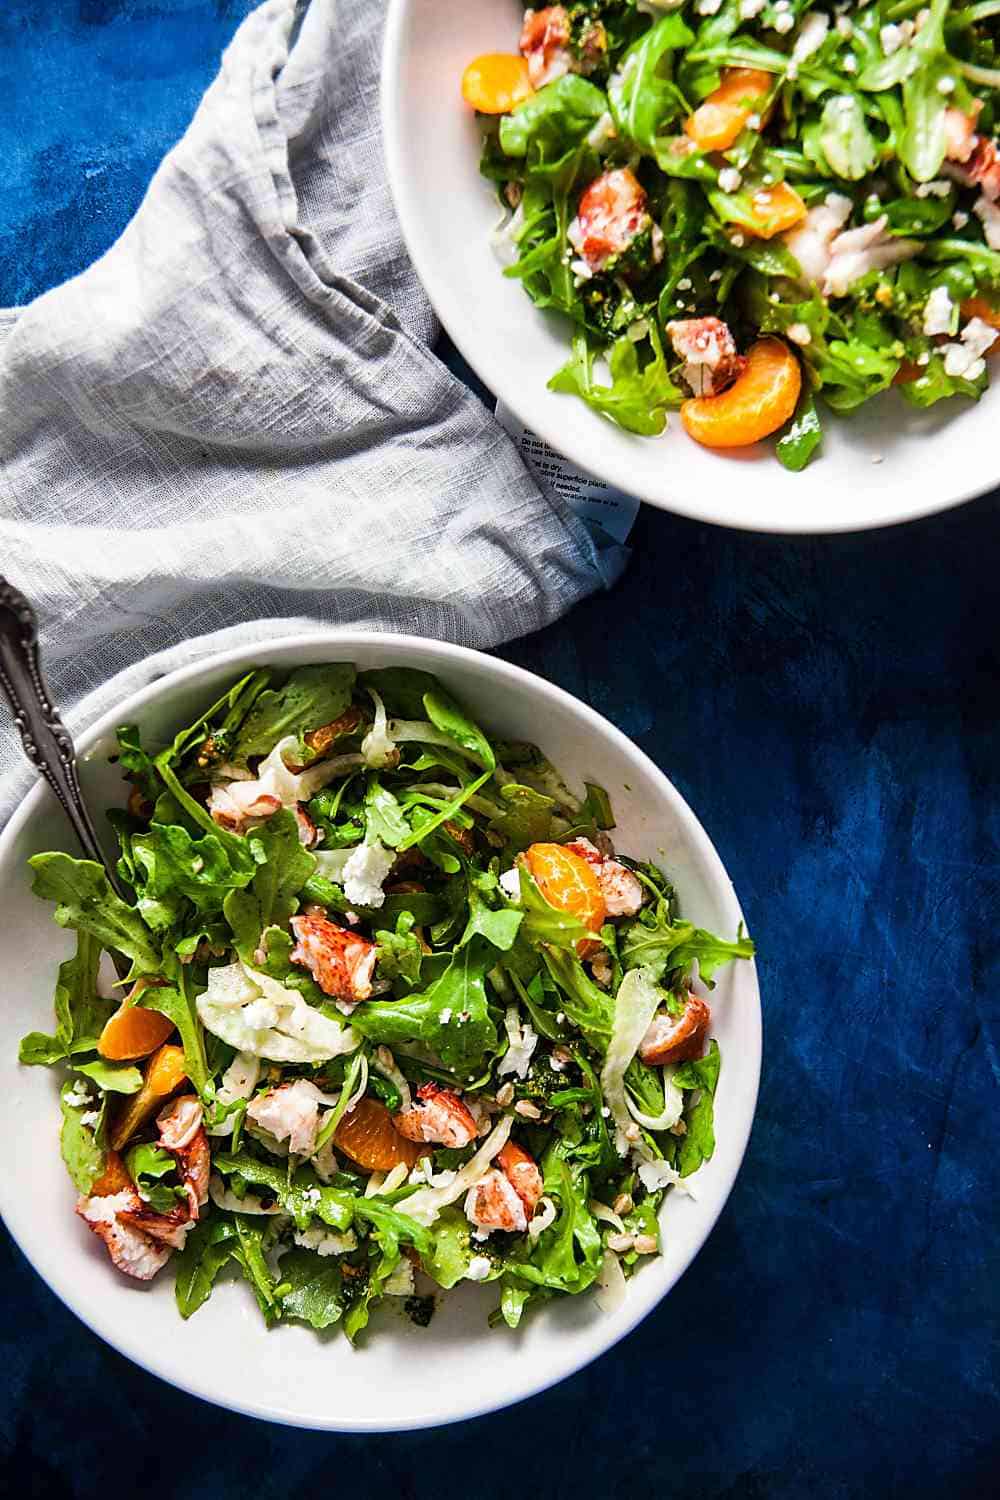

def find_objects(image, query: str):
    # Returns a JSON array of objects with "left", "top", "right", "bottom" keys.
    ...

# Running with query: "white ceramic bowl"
[
  {"left": 383, "top": 0, "right": 998, "bottom": 534},
  {"left": 0, "top": 632, "right": 759, "bottom": 1430}
]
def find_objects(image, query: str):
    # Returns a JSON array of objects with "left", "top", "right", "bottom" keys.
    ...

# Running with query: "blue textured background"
[{"left": 1, "top": 3, "right": 998, "bottom": 1495}]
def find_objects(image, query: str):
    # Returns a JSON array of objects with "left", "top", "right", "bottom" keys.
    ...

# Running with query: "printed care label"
[{"left": 495, "top": 401, "right": 640, "bottom": 545}]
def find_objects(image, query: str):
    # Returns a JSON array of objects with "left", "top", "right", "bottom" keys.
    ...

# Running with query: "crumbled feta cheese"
[
  {"left": 708, "top": 269, "right": 723, "bottom": 282},
  {"left": 941, "top": 316, "right": 998, "bottom": 380},
  {"left": 466, "top": 1255, "right": 493, "bottom": 1281},
  {"left": 730, "top": 232, "right": 745, "bottom": 247},
  {"left": 498, "top": 866, "right": 521, "bottom": 899},
  {"left": 952, "top": 210, "right": 969, "bottom": 230},
  {"left": 915, "top": 180, "right": 951, "bottom": 200},
  {"left": 773, "top": 11, "right": 795, "bottom": 32},
  {"left": 79, "top": 1110, "right": 101, "bottom": 1128},
  {"left": 786, "top": 322, "right": 813, "bottom": 346},
  {"left": 718, "top": 167, "right": 742, "bottom": 193},
  {"left": 842, "top": 54, "right": 857, "bottom": 73},
  {"left": 792, "top": 12, "right": 830, "bottom": 64},
  {"left": 293, "top": 1226, "right": 357, "bottom": 1257},
  {"left": 342, "top": 839, "right": 395, "bottom": 909},
  {"left": 916, "top": 352, "right": 930, "bottom": 366},
  {"left": 974, "top": 195, "right": 1000, "bottom": 251},
  {"left": 64, "top": 1080, "right": 93, "bottom": 1110},
  {"left": 382, "top": 1258, "right": 415, "bottom": 1296},
  {"left": 739, "top": 0, "right": 765, "bottom": 16},
  {"left": 870, "top": 454, "right": 884, "bottom": 465},
  {"left": 922, "top": 285, "right": 954, "bottom": 337},
  {"left": 586, "top": 112, "right": 617, "bottom": 152},
  {"left": 836, "top": 15, "right": 853, "bottom": 36},
  {"left": 880, "top": 23, "right": 904, "bottom": 55},
  {"left": 937, "top": 76, "right": 955, "bottom": 95}
]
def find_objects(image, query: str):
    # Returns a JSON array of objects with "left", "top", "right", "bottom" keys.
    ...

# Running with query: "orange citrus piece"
[
  {"left": 681, "top": 338, "right": 802, "bottom": 449},
  {"left": 462, "top": 54, "right": 534, "bottom": 114},
  {"left": 742, "top": 181, "right": 806, "bottom": 239},
  {"left": 109, "top": 1043, "right": 188, "bottom": 1151},
  {"left": 524, "top": 842, "right": 606, "bottom": 955},
  {"left": 99, "top": 1003, "right": 174, "bottom": 1061},
  {"left": 335, "top": 1097, "right": 422, "bottom": 1173},
  {"left": 685, "top": 69, "right": 772, "bottom": 152},
  {"left": 960, "top": 297, "right": 1000, "bottom": 331},
  {"left": 91, "top": 1150, "right": 134, "bottom": 1197}
]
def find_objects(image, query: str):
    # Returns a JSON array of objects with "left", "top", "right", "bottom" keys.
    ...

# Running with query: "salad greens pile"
[
  {"left": 479, "top": 0, "right": 1000, "bottom": 468},
  {"left": 21, "top": 661, "right": 753, "bottom": 1342}
]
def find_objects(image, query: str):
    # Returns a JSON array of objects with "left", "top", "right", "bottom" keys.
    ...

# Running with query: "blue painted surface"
[{"left": 1, "top": 4, "right": 998, "bottom": 1496}]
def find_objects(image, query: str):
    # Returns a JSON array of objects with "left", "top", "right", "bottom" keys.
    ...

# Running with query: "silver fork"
[{"left": 0, "top": 574, "right": 126, "bottom": 900}]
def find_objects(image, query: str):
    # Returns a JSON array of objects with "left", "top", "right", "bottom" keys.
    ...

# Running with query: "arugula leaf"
[
  {"left": 233, "top": 664, "right": 356, "bottom": 762},
  {"left": 819, "top": 94, "right": 878, "bottom": 180},
  {"left": 460, "top": 870, "right": 524, "bottom": 953},
  {"left": 138, "top": 975, "right": 209, "bottom": 1095},
  {"left": 487, "top": 783, "right": 557, "bottom": 852},
  {"left": 621, "top": 906, "right": 754, "bottom": 985},
  {"left": 231, "top": 1215, "right": 281, "bottom": 1323},
  {"left": 499, "top": 74, "right": 607, "bottom": 160},
  {"left": 549, "top": 326, "right": 683, "bottom": 436},
  {"left": 364, "top": 778, "right": 411, "bottom": 848},
  {"left": 19, "top": 1032, "right": 69, "bottom": 1066},
  {"left": 675, "top": 1039, "right": 722, "bottom": 1176},
  {"left": 507, "top": 1160, "right": 601, "bottom": 1293},
  {"left": 115, "top": 723, "right": 161, "bottom": 806},
  {"left": 422, "top": 689, "right": 496, "bottom": 773},
  {"left": 374, "top": 910, "right": 425, "bottom": 986},
  {"left": 175, "top": 1214, "right": 238, "bottom": 1319},
  {"left": 609, "top": 13, "right": 694, "bottom": 148},
  {"left": 59, "top": 1080, "right": 104, "bottom": 1193},
  {"left": 29, "top": 854, "right": 161, "bottom": 977},
  {"left": 517, "top": 868, "right": 587, "bottom": 952},
  {"left": 223, "top": 809, "right": 315, "bottom": 964},
  {"left": 420, "top": 1206, "right": 490, "bottom": 1290},
  {"left": 358, "top": 667, "right": 441, "bottom": 719},
  {"left": 131, "top": 821, "right": 254, "bottom": 917},
  {"left": 278, "top": 1249, "right": 345, "bottom": 1330},
  {"left": 74, "top": 1059, "right": 143, "bottom": 1094},
  {"left": 19, "top": 930, "right": 110, "bottom": 1067},
  {"left": 542, "top": 949, "right": 614, "bottom": 1051},
  {"left": 351, "top": 939, "right": 499, "bottom": 1074},
  {"left": 776, "top": 390, "right": 823, "bottom": 472},
  {"left": 167, "top": 670, "right": 272, "bottom": 767}
]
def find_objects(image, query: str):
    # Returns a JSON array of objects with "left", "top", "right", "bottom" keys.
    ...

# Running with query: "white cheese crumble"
[
  {"left": 941, "top": 317, "right": 997, "bottom": 381},
  {"left": 773, "top": 11, "right": 795, "bottom": 33},
  {"left": 786, "top": 322, "right": 813, "bottom": 346},
  {"left": 739, "top": 0, "right": 765, "bottom": 15},
  {"left": 718, "top": 167, "right": 743, "bottom": 193},
  {"left": 466, "top": 1255, "right": 493, "bottom": 1281},
  {"left": 293, "top": 1226, "right": 358, "bottom": 1257},
  {"left": 974, "top": 195, "right": 1000, "bottom": 251},
  {"left": 880, "top": 22, "right": 904, "bottom": 54},
  {"left": 792, "top": 12, "right": 830, "bottom": 64},
  {"left": 922, "top": 285, "right": 954, "bottom": 337},
  {"left": 314, "top": 839, "right": 395, "bottom": 909},
  {"left": 64, "top": 1080, "right": 93, "bottom": 1109}
]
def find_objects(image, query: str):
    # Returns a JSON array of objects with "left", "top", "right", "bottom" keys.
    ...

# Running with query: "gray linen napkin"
[{"left": 0, "top": 0, "right": 625, "bottom": 824}]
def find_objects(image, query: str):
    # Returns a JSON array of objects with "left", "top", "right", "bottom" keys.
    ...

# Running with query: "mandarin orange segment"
[
  {"left": 960, "top": 297, "right": 1000, "bottom": 331},
  {"left": 462, "top": 53, "right": 534, "bottom": 114},
  {"left": 90, "top": 1150, "right": 134, "bottom": 1197},
  {"left": 681, "top": 338, "right": 802, "bottom": 449},
  {"left": 109, "top": 1043, "right": 188, "bottom": 1151},
  {"left": 98, "top": 1003, "right": 175, "bottom": 1061},
  {"left": 524, "top": 842, "right": 606, "bottom": 955},
  {"left": 335, "top": 1097, "right": 422, "bottom": 1173},
  {"left": 742, "top": 181, "right": 806, "bottom": 239},
  {"left": 685, "top": 68, "right": 772, "bottom": 152}
]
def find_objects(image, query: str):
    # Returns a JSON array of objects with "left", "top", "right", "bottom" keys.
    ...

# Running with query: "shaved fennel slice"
[
  {"left": 400, "top": 1115, "right": 513, "bottom": 1227},
  {"left": 599, "top": 967, "right": 683, "bottom": 1144},
  {"left": 594, "top": 1247, "right": 628, "bottom": 1314},
  {"left": 373, "top": 1046, "right": 412, "bottom": 1114}
]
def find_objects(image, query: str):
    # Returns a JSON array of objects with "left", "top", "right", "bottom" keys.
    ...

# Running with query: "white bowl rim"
[
  {"left": 0, "top": 628, "right": 761, "bottom": 1430},
  {"left": 381, "top": 0, "right": 992, "bottom": 538}
]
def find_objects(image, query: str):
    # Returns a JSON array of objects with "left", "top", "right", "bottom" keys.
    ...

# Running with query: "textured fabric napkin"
[{"left": 0, "top": 0, "right": 625, "bottom": 825}]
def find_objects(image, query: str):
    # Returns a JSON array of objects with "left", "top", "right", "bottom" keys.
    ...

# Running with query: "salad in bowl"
[
  {"left": 18, "top": 660, "right": 753, "bottom": 1345},
  {"left": 462, "top": 0, "right": 1000, "bottom": 468}
]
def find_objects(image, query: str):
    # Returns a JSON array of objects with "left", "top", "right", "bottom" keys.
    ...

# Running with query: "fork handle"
[{"left": 0, "top": 576, "right": 122, "bottom": 892}]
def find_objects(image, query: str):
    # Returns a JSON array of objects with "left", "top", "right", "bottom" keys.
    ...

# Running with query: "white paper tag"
[{"left": 496, "top": 400, "right": 640, "bottom": 545}]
